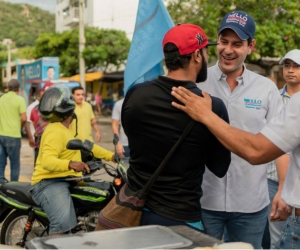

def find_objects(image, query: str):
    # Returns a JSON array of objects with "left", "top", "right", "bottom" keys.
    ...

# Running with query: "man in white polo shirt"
[
  {"left": 266, "top": 49, "right": 300, "bottom": 248},
  {"left": 170, "top": 75, "right": 300, "bottom": 249},
  {"left": 196, "top": 10, "right": 282, "bottom": 249}
]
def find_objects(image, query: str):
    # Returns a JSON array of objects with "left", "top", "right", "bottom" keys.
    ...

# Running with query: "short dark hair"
[
  {"left": 8, "top": 79, "right": 20, "bottom": 91},
  {"left": 247, "top": 38, "right": 253, "bottom": 46},
  {"left": 47, "top": 66, "right": 54, "bottom": 71},
  {"left": 72, "top": 86, "right": 84, "bottom": 94},
  {"left": 164, "top": 42, "right": 192, "bottom": 71}
]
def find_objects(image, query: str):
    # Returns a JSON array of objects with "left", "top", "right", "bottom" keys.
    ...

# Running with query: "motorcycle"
[{"left": 0, "top": 134, "right": 127, "bottom": 247}]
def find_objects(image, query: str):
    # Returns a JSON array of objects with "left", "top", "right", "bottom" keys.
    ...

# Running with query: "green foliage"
[
  {"left": 34, "top": 27, "right": 130, "bottom": 76},
  {"left": 0, "top": 1, "right": 55, "bottom": 48},
  {"left": 167, "top": 0, "right": 300, "bottom": 73},
  {"left": 15, "top": 46, "right": 36, "bottom": 59},
  {"left": 83, "top": 28, "right": 130, "bottom": 72},
  {"left": 0, "top": 1, "right": 54, "bottom": 84}
]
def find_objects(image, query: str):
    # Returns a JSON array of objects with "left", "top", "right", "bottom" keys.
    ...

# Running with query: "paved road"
[{"left": 5, "top": 116, "right": 114, "bottom": 183}]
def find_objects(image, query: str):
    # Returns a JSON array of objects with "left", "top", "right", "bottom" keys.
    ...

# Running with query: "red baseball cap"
[
  {"left": 163, "top": 24, "right": 217, "bottom": 57},
  {"left": 42, "top": 82, "right": 54, "bottom": 91}
]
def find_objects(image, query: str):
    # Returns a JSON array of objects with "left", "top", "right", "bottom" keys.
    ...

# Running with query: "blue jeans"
[
  {"left": 30, "top": 180, "right": 77, "bottom": 234},
  {"left": 267, "top": 179, "right": 287, "bottom": 248},
  {"left": 202, "top": 206, "right": 268, "bottom": 249},
  {"left": 123, "top": 146, "right": 130, "bottom": 158},
  {"left": 274, "top": 209, "right": 300, "bottom": 249},
  {"left": 141, "top": 209, "right": 204, "bottom": 232},
  {"left": 0, "top": 136, "right": 21, "bottom": 181}
]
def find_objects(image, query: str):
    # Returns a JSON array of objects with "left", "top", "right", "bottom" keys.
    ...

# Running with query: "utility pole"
[
  {"left": 2, "top": 39, "right": 12, "bottom": 87},
  {"left": 79, "top": 0, "right": 86, "bottom": 90}
]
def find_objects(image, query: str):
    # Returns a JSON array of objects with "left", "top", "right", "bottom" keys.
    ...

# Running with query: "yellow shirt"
[
  {"left": 32, "top": 122, "right": 113, "bottom": 185},
  {"left": 69, "top": 101, "right": 95, "bottom": 142},
  {"left": 0, "top": 91, "right": 26, "bottom": 138}
]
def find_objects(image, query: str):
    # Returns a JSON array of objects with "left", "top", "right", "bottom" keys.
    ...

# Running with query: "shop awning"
[
  {"left": 61, "top": 71, "right": 124, "bottom": 83},
  {"left": 99, "top": 71, "right": 124, "bottom": 82},
  {"left": 61, "top": 72, "right": 104, "bottom": 82}
]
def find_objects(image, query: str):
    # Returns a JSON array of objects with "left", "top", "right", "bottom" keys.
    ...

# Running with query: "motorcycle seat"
[
  {"left": 85, "top": 181, "right": 111, "bottom": 190},
  {"left": 0, "top": 182, "right": 37, "bottom": 206}
]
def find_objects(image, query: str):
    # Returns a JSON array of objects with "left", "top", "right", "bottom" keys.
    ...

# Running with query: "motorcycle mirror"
[
  {"left": 66, "top": 139, "right": 86, "bottom": 151},
  {"left": 113, "top": 133, "right": 119, "bottom": 145}
]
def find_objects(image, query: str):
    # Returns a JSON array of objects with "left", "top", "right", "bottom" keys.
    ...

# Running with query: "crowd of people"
[{"left": 0, "top": 8, "right": 299, "bottom": 249}]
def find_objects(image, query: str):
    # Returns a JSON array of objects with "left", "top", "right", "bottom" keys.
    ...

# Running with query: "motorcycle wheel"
[{"left": 0, "top": 210, "right": 48, "bottom": 246}]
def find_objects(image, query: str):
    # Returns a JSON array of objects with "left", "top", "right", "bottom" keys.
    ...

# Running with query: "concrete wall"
[
  {"left": 56, "top": 0, "right": 72, "bottom": 33},
  {"left": 91, "top": 0, "right": 138, "bottom": 40},
  {"left": 55, "top": 0, "right": 139, "bottom": 39}
]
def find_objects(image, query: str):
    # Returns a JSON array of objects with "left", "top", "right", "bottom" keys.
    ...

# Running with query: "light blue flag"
[{"left": 124, "top": 0, "right": 174, "bottom": 94}]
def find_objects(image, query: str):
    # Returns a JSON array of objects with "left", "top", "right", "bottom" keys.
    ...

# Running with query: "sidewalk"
[{"left": 95, "top": 114, "right": 112, "bottom": 125}]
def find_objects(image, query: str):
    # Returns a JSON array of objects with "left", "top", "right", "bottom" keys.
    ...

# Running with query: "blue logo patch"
[{"left": 244, "top": 98, "right": 262, "bottom": 109}]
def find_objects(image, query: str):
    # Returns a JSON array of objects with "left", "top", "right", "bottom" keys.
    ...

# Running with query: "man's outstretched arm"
[{"left": 171, "top": 86, "right": 284, "bottom": 164}]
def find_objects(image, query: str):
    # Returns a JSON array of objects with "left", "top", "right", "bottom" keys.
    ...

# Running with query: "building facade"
[{"left": 55, "top": 0, "right": 139, "bottom": 39}]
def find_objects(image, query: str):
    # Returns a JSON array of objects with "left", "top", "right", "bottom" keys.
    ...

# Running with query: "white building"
[{"left": 55, "top": 0, "right": 139, "bottom": 40}]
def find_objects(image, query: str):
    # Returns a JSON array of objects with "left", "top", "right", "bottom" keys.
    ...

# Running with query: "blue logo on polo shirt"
[{"left": 244, "top": 98, "right": 262, "bottom": 109}]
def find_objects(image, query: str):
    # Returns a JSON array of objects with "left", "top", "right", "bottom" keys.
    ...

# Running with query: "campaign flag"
[{"left": 124, "top": 0, "right": 174, "bottom": 93}]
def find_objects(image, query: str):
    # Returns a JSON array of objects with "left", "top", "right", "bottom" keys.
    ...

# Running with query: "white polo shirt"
[
  {"left": 267, "top": 85, "right": 290, "bottom": 182},
  {"left": 112, "top": 98, "right": 128, "bottom": 146},
  {"left": 26, "top": 99, "right": 39, "bottom": 136},
  {"left": 197, "top": 63, "right": 283, "bottom": 212},
  {"left": 261, "top": 91, "right": 300, "bottom": 208}
]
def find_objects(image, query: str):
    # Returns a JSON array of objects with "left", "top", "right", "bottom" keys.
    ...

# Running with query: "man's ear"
[
  {"left": 193, "top": 49, "right": 202, "bottom": 63},
  {"left": 248, "top": 39, "right": 256, "bottom": 54}
]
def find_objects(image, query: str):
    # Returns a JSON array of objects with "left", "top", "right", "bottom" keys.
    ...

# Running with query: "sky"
[{"left": 4, "top": 0, "right": 56, "bottom": 13}]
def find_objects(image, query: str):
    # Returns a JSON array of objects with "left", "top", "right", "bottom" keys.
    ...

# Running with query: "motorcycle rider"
[{"left": 30, "top": 85, "right": 115, "bottom": 236}]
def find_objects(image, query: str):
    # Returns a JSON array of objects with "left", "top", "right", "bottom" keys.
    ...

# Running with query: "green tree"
[
  {"left": 167, "top": 0, "right": 300, "bottom": 75},
  {"left": 34, "top": 27, "right": 130, "bottom": 76},
  {"left": 15, "top": 47, "right": 36, "bottom": 59}
]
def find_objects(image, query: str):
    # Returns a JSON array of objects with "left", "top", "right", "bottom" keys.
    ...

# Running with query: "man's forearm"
[
  {"left": 171, "top": 87, "right": 284, "bottom": 164},
  {"left": 112, "top": 120, "right": 119, "bottom": 135},
  {"left": 202, "top": 112, "right": 262, "bottom": 163},
  {"left": 91, "top": 119, "right": 100, "bottom": 133},
  {"left": 24, "top": 122, "right": 34, "bottom": 141},
  {"left": 275, "top": 154, "right": 289, "bottom": 190}
]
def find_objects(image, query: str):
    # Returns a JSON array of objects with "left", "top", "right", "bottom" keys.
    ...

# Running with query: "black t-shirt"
[{"left": 122, "top": 76, "right": 230, "bottom": 222}]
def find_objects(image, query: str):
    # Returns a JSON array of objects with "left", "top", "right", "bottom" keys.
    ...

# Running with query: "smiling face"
[
  {"left": 217, "top": 29, "right": 255, "bottom": 77},
  {"left": 72, "top": 89, "right": 85, "bottom": 105},
  {"left": 282, "top": 59, "right": 300, "bottom": 86}
]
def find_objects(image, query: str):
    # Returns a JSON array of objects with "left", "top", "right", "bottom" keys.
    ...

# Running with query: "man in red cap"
[
  {"left": 30, "top": 82, "right": 54, "bottom": 163},
  {"left": 119, "top": 24, "right": 231, "bottom": 231}
]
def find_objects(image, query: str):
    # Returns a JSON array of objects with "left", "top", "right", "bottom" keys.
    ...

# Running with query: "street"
[{"left": 5, "top": 116, "right": 114, "bottom": 183}]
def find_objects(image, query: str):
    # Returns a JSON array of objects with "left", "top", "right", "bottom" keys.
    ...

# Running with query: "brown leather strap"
[{"left": 294, "top": 207, "right": 300, "bottom": 217}]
